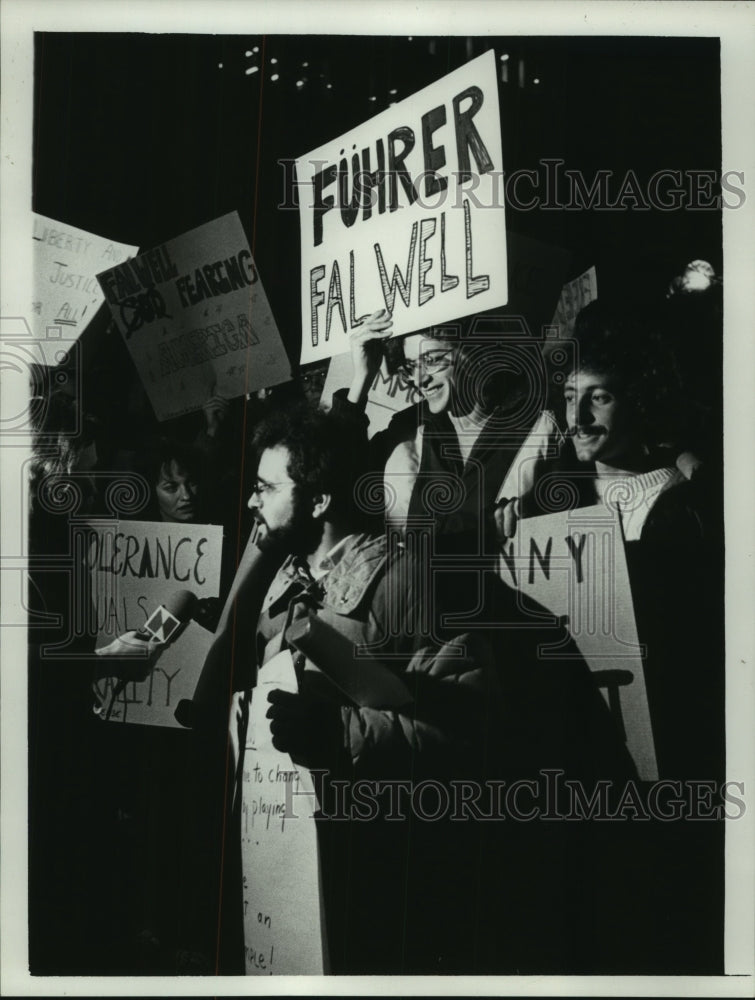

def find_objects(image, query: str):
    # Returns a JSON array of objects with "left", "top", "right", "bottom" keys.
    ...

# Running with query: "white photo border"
[{"left": 2, "top": 1, "right": 753, "bottom": 996}]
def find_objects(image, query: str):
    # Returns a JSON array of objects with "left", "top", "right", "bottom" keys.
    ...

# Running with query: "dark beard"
[{"left": 254, "top": 507, "right": 322, "bottom": 559}]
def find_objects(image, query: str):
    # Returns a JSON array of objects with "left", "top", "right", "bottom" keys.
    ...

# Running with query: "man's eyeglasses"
[
  {"left": 397, "top": 349, "right": 456, "bottom": 381},
  {"left": 251, "top": 480, "right": 294, "bottom": 497}
]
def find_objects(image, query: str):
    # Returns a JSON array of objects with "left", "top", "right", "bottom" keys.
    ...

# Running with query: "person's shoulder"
[
  {"left": 348, "top": 531, "right": 389, "bottom": 561},
  {"left": 384, "top": 401, "right": 425, "bottom": 437},
  {"left": 640, "top": 474, "right": 708, "bottom": 546},
  {"left": 323, "top": 533, "right": 391, "bottom": 613}
]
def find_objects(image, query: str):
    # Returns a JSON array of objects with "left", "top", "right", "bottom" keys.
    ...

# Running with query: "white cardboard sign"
[
  {"left": 97, "top": 212, "right": 290, "bottom": 420},
  {"left": 297, "top": 50, "right": 507, "bottom": 364},
  {"left": 87, "top": 519, "right": 223, "bottom": 728},
  {"left": 240, "top": 652, "right": 327, "bottom": 975},
  {"left": 498, "top": 504, "right": 658, "bottom": 781},
  {"left": 32, "top": 212, "right": 138, "bottom": 341}
]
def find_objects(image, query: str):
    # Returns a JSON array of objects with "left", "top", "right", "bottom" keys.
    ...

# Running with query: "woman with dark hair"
[
  {"left": 135, "top": 439, "right": 206, "bottom": 524},
  {"left": 94, "top": 437, "right": 230, "bottom": 971}
]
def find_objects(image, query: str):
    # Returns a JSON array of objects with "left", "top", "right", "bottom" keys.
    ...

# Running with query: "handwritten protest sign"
[
  {"left": 86, "top": 519, "right": 223, "bottom": 727},
  {"left": 545, "top": 265, "right": 598, "bottom": 352},
  {"left": 31, "top": 212, "right": 138, "bottom": 340},
  {"left": 498, "top": 504, "right": 657, "bottom": 780},
  {"left": 97, "top": 212, "right": 290, "bottom": 421},
  {"left": 320, "top": 351, "right": 421, "bottom": 435},
  {"left": 319, "top": 230, "right": 569, "bottom": 436},
  {"left": 297, "top": 50, "right": 507, "bottom": 364},
  {"left": 240, "top": 652, "right": 326, "bottom": 975}
]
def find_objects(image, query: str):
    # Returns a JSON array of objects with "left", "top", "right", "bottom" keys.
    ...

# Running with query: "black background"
[{"left": 34, "top": 33, "right": 722, "bottom": 369}]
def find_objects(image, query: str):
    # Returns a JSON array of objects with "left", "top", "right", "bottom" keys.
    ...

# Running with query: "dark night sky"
[{"left": 33, "top": 32, "right": 722, "bottom": 373}]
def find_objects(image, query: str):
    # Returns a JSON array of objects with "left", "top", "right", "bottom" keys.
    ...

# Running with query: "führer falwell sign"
[{"left": 297, "top": 51, "right": 507, "bottom": 364}]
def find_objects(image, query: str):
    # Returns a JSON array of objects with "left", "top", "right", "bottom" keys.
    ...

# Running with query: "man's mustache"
[{"left": 568, "top": 425, "right": 606, "bottom": 436}]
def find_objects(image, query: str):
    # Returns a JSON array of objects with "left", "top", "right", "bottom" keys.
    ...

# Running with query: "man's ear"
[{"left": 311, "top": 492, "right": 332, "bottom": 520}]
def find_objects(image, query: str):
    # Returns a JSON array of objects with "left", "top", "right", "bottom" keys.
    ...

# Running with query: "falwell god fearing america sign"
[
  {"left": 297, "top": 50, "right": 507, "bottom": 365},
  {"left": 96, "top": 212, "right": 291, "bottom": 421}
]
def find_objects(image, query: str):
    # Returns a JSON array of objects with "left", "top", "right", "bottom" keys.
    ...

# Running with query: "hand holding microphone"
[
  {"left": 94, "top": 631, "right": 164, "bottom": 679},
  {"left": 135, "top": 588, "right": 198, "bottom": 643},
  {"left": 95, "top": 589, "right": 197, "bottom": 682}
]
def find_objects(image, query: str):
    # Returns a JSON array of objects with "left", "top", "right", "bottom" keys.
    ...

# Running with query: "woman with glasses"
[{"left": 330, "top": 308, "right": 549, "bottom": 554}]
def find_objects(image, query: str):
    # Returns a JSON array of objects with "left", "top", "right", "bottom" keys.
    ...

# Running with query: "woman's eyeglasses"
[{"left": 397, "top": 349, "right": 455, "bottom": 381}]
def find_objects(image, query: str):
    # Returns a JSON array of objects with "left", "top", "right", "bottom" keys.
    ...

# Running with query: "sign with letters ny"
[{"left": 498, "top": 504, "right": 658, "bottom": 781}]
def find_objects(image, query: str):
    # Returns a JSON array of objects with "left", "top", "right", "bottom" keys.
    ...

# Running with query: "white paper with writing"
[
  {"left": 86, "top": 519, "right": 222, "bottom": 728},
  {"left": 240, "top": 651, "right": 327, "bottom": 975},
  {"left": 297, "top": 51, "right": 507, "bottom": 364},
  {"left": 497, "top": 504, "right": 657, "bottom": 780},
  {"left": 97, "top": 212, "right": 290, "bottom": 420},
  {"left": 32, "top": 212, "right": 138, "bottom": 341}
]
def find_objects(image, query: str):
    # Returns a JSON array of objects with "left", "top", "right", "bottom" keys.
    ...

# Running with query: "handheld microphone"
[
  {"left": 134, "top": 589, "right": 198, "bottom": 644},
  {"left": 98, "top": 590, "right": 197, "bottom": 723}
]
